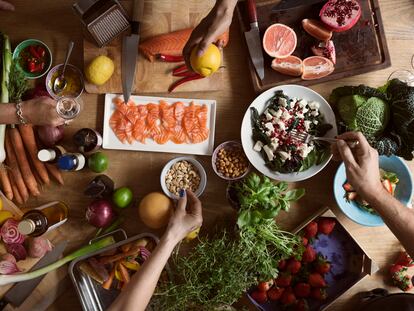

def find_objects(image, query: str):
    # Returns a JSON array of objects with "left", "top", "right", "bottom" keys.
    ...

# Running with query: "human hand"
[
  {"left": 22, "top": 97, "right": 66, "bottom": 126},
  {"left": 331, "top": 132, "right": 385, "bottom": 201},
  {"left": 166, "top": 190, "right": 203, "bottom": 243},
  {"left": 183, "top": 0, "right": 236, "bottom": 69},
  {"left": 0, "top": 0, "right": 15, "bottom": 11}
]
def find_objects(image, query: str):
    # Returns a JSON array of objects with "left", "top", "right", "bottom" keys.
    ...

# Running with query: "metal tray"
[{"left": 69, "top": 230, "right": 163, "bottom": 311}]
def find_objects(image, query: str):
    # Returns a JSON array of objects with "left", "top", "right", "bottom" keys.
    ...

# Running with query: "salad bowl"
[{"left": 241, "top": 85, "right": 337, "bottom": 182}]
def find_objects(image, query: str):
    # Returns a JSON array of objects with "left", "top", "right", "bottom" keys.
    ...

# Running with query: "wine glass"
[
  {"left": 56, "top": 96, "right": 82, "bottom": 120},
  {"left": 387, "top": 69, "right": 414, "bottom": 86}
]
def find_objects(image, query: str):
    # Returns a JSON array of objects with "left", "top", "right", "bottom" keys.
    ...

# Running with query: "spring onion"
[
  {"left": 0, "top": 33, "right": 11, "bottom": 163},
  {"left": 0, "top": 235, "right": 116, "bottom": 286}
]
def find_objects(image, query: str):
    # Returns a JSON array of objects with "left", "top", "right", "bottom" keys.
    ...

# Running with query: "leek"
[
  {"left": 0, "top": 33, "right": 11, "bottom": 163},
  {"left": 0, "top": 235, "right": 116, "bottom": 286}
]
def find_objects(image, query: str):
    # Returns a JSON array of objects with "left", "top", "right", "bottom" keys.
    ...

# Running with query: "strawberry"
[
  {"left": 302, "top": 236, "right": 309, "bottom": 246},
  {"left": 257, "top": 280, "right": 273, "bottom": 292},
  {"left": 308, "top": 272, "right": 326, "bottom": 287},
  {"left": 276, "top": 272, "right": 292, "bottom": 287},
  {"left": 294, "top": 282, "right": 311, "bottom": 298},
  {"left": 343, "top": 182, "right": 354, "bottom": 192},
  {"left": 389, "top": 264, "right": 407, "bottom": 279},
  {"left": 295, "top": 298, "right": 310, "bottom": 311},
  {"left": 393, "top": 274, "right": 414, "bottom": 292},
  {"left": 318, "top": 218, "right": 336, "bottom": 235},
  {"left": 287, "top": 258, "right": 302, "bottom": 274},
  {"left": 251, "top": 290, "right": 268, "bottom": 303},
  {"left": 304, "top": 221, "right": 318, "bottom": 238},
  {"left": 281, "top": 287, "right": 297, "bottom": 305},
  {"left": 302, "top": 245, "right": 317, "bottom": 263},
  {"left": 278, "top": 259, "right": 287, "bottom": 270},
  {"left": 315, "top": 255, "right": 331, "bottom": 274},
  {"left": 395, "top": 251, "right": 414, "bottom": 267},
  {"left": 311, "top": 287, "right": 328, "bottom": 300},
  {"left": 268, "top": 286, "right": 285, "bottom": 301}
]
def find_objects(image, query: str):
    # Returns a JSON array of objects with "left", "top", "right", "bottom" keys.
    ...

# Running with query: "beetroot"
[
  {"left": 320, "top": 0, "right": 361, "bottom": 32},
  {"left": 1, "top": 219, "right": 25, "bottom": 245},
  {"left": 6, "top": 244, "right": 27, "bottom": 261},
  {"left": 311, "top": 40, "right": 336, "bottom": 64}
]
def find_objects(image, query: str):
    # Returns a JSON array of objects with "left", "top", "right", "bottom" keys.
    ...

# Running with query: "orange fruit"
[
  {"left": 138, "top": 192, "right": 172, "bottom": 229},
  {"left": 271, "top": 56, "right": 303, "bottom": 77},
  {"left": 302, "top": 56, "right": 335, "bottom": 80},
  {"left": 263, "top": 23, "right": 297, "bottom": 58}
]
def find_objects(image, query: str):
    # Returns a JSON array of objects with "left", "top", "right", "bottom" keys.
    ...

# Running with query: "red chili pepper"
[
  {"left": 27, "top": 60, "right": 37, "bottom": 73},
  {"left": 156, "top": 54, "right": 184, "bottom": 62},
  {"left": 29, "top": 45, "right": 41, "bottom": 59},
  {"left": 36, "top": 46, "right": 46, "bottom": 58},
  {"left": 168, "top": 74, "right": 203, "bottom": 92},
  {"left": 172, "top": 64, "right": 190, "bottom": 76}
]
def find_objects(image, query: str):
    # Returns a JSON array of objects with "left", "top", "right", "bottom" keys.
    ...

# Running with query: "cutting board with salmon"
[
  {"left": 236, "top": 0, "right": 391, "bottom": 92},
  {"left": 84, "top": 0, "right": 226, "bottom": 94}
]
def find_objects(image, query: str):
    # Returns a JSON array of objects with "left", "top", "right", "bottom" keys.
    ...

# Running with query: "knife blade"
[
  {"left": 0, "top": 241, "right": 68, "bottom": 309},
  {"left": 244, "top": 0, "right": 265, "bottom": 80},
  {"left": 122, "top": 0, "right": 144, "bottom": 103},
  {"left": 272, "top": 0, "right": 326, "bottom": 12}
]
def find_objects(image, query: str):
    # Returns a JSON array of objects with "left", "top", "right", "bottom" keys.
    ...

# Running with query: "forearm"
[
  {"left": 215, "top": 0, "right": 238, "bottom": 15},
  {"left": 108, "top": 233, "right": 179, "bottom": 311},
  {"left": 0, "top": 103, "right": 19, "bottom": 124},
  {"left": 366, "top": 190, "right": 414, "bottom": 258}
]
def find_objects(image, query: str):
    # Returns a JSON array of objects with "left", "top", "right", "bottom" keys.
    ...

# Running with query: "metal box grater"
[{"left": 73, "top": 0, "right": 130, "bottom": 47}]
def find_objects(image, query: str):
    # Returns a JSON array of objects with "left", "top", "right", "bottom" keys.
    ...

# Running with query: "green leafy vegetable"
[{"left": 8, "top": 59, "right": 29, "bottom": 102}]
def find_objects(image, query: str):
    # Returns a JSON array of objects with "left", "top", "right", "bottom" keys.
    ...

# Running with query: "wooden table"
[{"left": 2, "top": 0, "right": 414, "bottom": 310}]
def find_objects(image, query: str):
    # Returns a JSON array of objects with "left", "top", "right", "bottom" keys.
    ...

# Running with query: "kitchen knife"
[
  {"left": 0, "top": 241, "right": 68, "bottom": 310},
  {"left": 272, "top": 0, "right": 326, "bottom": 12},
  {"left": 122, "top": 0, "right": 144, "bottom": 103},
  {"left": 244, "top": 0, "right": 265, "bottom": 80}
]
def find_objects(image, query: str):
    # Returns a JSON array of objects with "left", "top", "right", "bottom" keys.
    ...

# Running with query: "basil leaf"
[
  {"left": 284, "top": 188, "right": 306, "bottom": 201},
  {"left": 260, "top": 208, "right": 279, "bottom": 219},
  {"left": 237, "top": 210, "right": 251, "bottom": 229}
]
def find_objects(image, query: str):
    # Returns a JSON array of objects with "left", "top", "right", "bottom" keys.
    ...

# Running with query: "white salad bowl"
[{"left": 241, "top": 85, "right": 337, "bottom": 182}]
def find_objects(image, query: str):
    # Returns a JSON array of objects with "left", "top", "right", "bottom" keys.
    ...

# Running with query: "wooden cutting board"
[
  {"left": 83, "top": 0, "right": 225, "bottom": 94},
  {"left": 236, "top": 0, "right": 391, "bottom": 92}
]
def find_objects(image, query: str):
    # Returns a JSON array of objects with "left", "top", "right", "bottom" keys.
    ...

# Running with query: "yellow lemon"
[
  {"left": 0, "top": 211, "right": 13, "bottom": 225},
  {"left": 0, "top": 198, "right": 3, "bottom": 211},
  {"left": 85, "top": 55, "right": 115, "bottom": 86},
  {"left": 190, "top": 44, "right": 222, "bottom": 77},
  {"left": 185, "top": 227, "right": 200, "bottom": 242}
]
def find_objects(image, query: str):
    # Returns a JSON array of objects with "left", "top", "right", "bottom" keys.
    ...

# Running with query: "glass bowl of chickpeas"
[{"left": 212, "top": 141, "right": 251, "bottom": 181}]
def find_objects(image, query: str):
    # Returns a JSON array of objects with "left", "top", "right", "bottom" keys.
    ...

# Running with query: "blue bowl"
[{"left": 334, "top": 156, "right": 413, "bottom": 227}]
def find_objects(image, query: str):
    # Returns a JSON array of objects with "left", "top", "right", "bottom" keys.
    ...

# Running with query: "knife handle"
[
  {"left": 131, "top": 0, "right": 144, "bottom": 34},
  {"left": 246, "top": 0, "right": 258, "bottom": 26}
]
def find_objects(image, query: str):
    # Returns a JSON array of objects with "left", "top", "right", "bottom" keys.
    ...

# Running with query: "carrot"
[
  {"left": 0, "top": 165, "right": 13, "bottom": 201},
  {"left": 9, "top": 128, "right": 40, "bottom": 196},
  {"left": 9, "top": 173, "right": 23, "bottom": 205},
  {"left": 102, "top": 268, "right": 115, "bottom": 290},
  {"left": 5, "top": 132, "right": 29, "bottom": 202},
  {"left": 99, "top": 246, "right": 141, "bottom": 265},
  {"left": 45, "top": 163, "right": 64, "bottom": 185},
  {"left": 18, "top": 125, "right": 50, "bottom": 185},
  {"left": 118, "top": 261, "right": 130, "bottom": 284}
]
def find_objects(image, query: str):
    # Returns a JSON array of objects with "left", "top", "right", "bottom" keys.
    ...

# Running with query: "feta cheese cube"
[
  {"left": 304, "top": 120, "right": 312, "bottom": 131},
  {"left": 302, "top": 107, "right": 309, "bottom": 114},
  {"left": 278, "top": 97, "right": 287, "bottom": 107},
  {"left": 298, "top": 144, "right": 314, "bottom": 158},
  {"left": 253, "top": 141, "right": 264, "bottom": 152},
  {"left": 310, "top": 110, "right": 319, "bottom": 117},
  {"left": 274, "top": 109, "right": 283, "bottom": 119},
  {"left": 263, "top": 145, "right": 274, "bottom": 161},
  {"left": 278, "top": 150, "right": 291, "bottom": 163},
  {"left": 313, "top": 120, "right": 319, "bottom": 125},
  {"left": 265, "top": 112, "right": 273, "bottom": 121},
  {"left": 276, "top": 121, "right": 286, "bottom": 131},
  {"left": 297, "top": 112, "right": 304, "bottom": 119},
  {"left": 282, "top": 110, "right": 291, "bottom": 120},
  {"left": 298, "top": 99, "right": 307, "bottom": 108},
  {"left": 270, "top": 139, "right": 279, "bottom": 151},
  {"left": 264, "top": 122, "right": 274, "bottom": 132},
  {"left": 309, "top": 101, "right": 320, "bottom": 110}
]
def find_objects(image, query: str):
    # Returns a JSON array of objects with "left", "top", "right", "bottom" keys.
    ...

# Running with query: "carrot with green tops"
[
  {"left": 9, "top": 127, "right": 40, "bottom": 196},
  {"left": 0, "top": 166, "right": 13, "bottom": 201},
  {"left": 5, "top": 132, "right": 29, "bottom": 202},
  {"left": 45, "top": 163, "right": 64, "bottom": 185},
  {"left": 9, "top": 173, "right": 23, "bottom": 205},
  {"left": 18, "top": 124, "right": 50, "bottom": 185}
]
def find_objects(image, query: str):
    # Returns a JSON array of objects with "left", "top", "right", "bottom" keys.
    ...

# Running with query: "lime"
[
  {"left": 88, "top": 152, "right": 109, "bottom": 173},
  {"left": 190, "top": 44, "right": 221, "bottom": 77},
  {"left": 113, "top": 187, "right": 133, "bottom": 208},
  {"left": 85, "top": 55, "right": 114, "bottom": 86}
]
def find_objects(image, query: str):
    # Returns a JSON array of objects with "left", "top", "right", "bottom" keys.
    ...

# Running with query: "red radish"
[
  {"left": 304, "top": 221, "right": 318, "bottom": 239},
  {"left": 318, "top": 218, "right": 336, "bottom": 235},
  {"left": 278, "top": 259, "right": 287, "bottom": 270},
  {"left": 320, "top": 0, "right": 362, "bottom": 32},
  {"left": 1, "top": 219, "right": 25, "bottom": 245},
  {"left": 294, "top": 282, "right": 311, "bottom": 298},
  {"left": 302, "top": 236, "right": 308, "bottom": 246},
  {"left": 271, "top": 56, "right": 303, "bottom": 76},
  {"left": 281, "top": 287, "right": 297, "bottom": 305},
  {"left": 27, "top": 237, "right": 53, "bottom": 258},
  {"left": 286, "top": 258, "right": 301, "bottom": 274},
  {"left": 263, "top": 24, "right": 297, "bottom": 58},
  {"left": 268, "top": 286, "right": 285, "bottom": 301},
  {"left": 251, "top": 290, "right": 268, "bottom": 303},
  {"left": 86, "top": 199, "right": 116, "bottom": 228},
  {"left": 258, "top": 280, "right": 272, "bottom": 292},
  {"left": 6, "top": 243, "right": 27, "bottom": 261},
  {"left": 302, "top": 19, "right": 333, "bottom": 41},
  {"left": 389, "top": 264, "right": 407, "bottom": 277},
  {"left": 302, "top": 245, "right": 317, "bottom": 263},
  {"left": 295, "top": 299, "right": 310, "bottom": 311},
  {"left": 0, "top": 260, "right": 20, "bottom": 275},
  {"left": 311, "top": 40, "right": 336, "bottom": 64},
  {"left": 302, "top": 56, "right": 335, "bottom": 80},
  {"left": 311, "top": 287, "right": 328, "bottom": 300},
  {"left": 276, "top": 272, "right": 292, "bottom": 287},
  {"left": 1, "top": 253, "right": 16, "bottom": 264},
  {"left": 395, "top": 251, "right": 414, "bottom": 267},
  {"left": 308, "top": 272, "right": 327, "bottom": 287}
]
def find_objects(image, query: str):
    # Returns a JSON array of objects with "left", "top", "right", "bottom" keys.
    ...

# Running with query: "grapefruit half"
[
  {"left": 271, "top": 56, "right": 303, "bottom": 76},
  {"left": 263, "top": 23, "right": 297, "bottom": 58},
  {"left": 302, "top": 56, "right": 335, "bottom": 80}
]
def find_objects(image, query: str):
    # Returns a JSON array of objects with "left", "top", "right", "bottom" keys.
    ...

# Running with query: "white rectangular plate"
[{"left": 103, "top": 94, "right": 216, "bottom": 155}]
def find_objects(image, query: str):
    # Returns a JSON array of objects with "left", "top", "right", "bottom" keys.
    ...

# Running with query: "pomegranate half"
[{"left": 319, "top": 0, "right": 362, "bottom": 32}]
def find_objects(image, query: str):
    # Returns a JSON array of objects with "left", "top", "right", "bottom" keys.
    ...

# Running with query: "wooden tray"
[
  {"left": 84, "top": 0, "right": 225, "bottom": 94},
  {"left": 236, "top": 0, "right": 391, "bottom": 93}
]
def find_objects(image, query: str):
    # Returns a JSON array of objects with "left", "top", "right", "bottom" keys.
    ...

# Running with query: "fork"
[{"left": 290, "top": 129, "right": 359, "bottom": 148}]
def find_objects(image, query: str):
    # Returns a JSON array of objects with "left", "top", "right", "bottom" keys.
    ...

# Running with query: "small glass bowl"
[{"left": 46, "top": 63, "right": 84, "bottom": 100}]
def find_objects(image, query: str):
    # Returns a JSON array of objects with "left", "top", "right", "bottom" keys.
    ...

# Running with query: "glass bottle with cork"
[
  {"left": 37, "top": 145, "right": 66, "bottom": 163},
  {"left": 18, "top": 201, "right": 68, "bottom": 237},
  {"left": 73, "top": 128, "right": 103, "bottom": 153}
]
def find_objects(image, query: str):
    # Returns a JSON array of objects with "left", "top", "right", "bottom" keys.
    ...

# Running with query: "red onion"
[
  {"left": 6, "top": 243, "right": 27, "bottom": 261},
  {"left": 139, "top": 246, "right": 151, "bottom": 262},
  {"left": 37, "top": 125, "right": 64, "bottom": 148},
  {"left": 27, "top": 237, "right": 53, "bottom": 258},
  {"left": 1, "top": 253, "right": 16, "bottom": 264},
  {"left": 0, "top": 260, "right": 20, "bottom": 275},
  {"left": 86, "top": 199, "right": 115, "bottom": 228},
  {"left": 1, "top": 219, "right": 25, "bottom": 244}
]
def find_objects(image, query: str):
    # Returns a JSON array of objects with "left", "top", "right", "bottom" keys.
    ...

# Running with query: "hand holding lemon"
[{"left": 190, "top": 44, "right": 222, "bottom": 77}]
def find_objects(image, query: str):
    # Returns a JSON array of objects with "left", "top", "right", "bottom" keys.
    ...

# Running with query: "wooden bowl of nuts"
[
  {"left": 161, "top": 157, "right": 207, "bottom": 199},
  {"left": 212, "top": 141, "right": 250, "bottom": 181}
]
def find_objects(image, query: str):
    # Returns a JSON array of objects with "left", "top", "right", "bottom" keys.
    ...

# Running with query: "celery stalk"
[
  {"left": 0, "top": 33, "right": 11, "bottom": 163},
  {"left": 0, "top": 235, "right": 116, "bottom": 286}
]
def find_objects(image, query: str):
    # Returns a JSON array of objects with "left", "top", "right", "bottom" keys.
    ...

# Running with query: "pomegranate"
[
  {"left": 311, "top": 40, "right": 336, "bottom": 64},
  {"left": 320, "top": 0, "right": 362, "bottom": 32}
]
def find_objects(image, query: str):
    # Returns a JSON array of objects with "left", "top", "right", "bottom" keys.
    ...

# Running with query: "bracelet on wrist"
[{"left": 15, "top": 102, "right": 28, "bottom": 125}]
